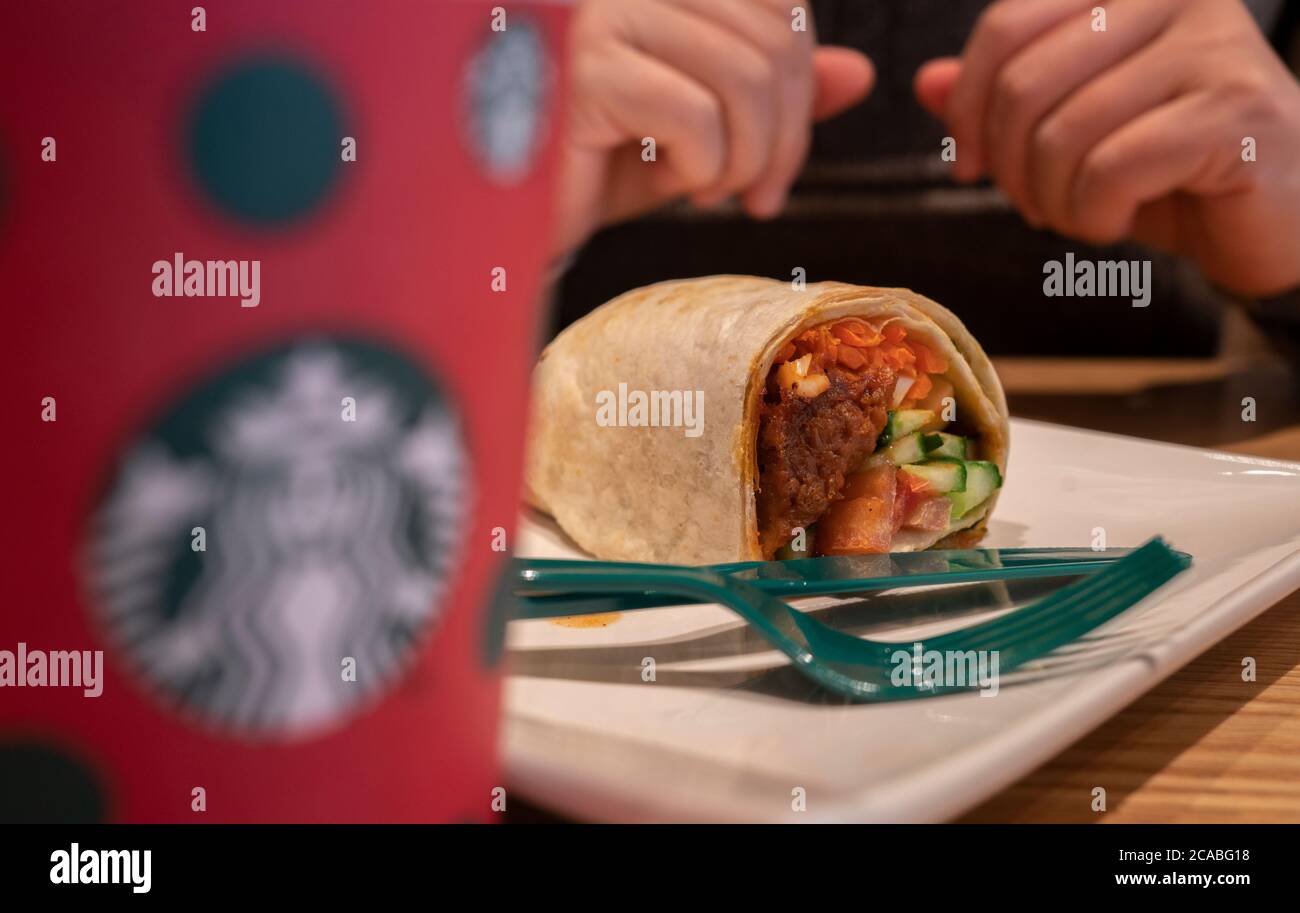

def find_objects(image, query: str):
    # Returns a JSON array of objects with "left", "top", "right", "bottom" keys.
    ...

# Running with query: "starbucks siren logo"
[
  {"left": 87, "top": 339, "right": 469, "bottom": 739},
  {"left": 463, "top": 18, "right": 551, "bottom": 183}
]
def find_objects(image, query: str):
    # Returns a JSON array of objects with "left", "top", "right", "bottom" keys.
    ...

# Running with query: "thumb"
[
  {"left": 914, "top": 57, "right": 962, "bottom": 120},
  {"left": 811, "top": 47, "right": 875, "bottom": 121}
]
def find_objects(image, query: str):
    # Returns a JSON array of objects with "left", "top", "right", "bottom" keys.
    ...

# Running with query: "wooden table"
[{"left": 509, "top": 310, "right": 1300, "bottom": 823}]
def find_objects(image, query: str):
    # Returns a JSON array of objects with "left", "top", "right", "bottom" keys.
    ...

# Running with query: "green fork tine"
[{"left": 924, "top": 540, "right": 1185, "bottom": 658}]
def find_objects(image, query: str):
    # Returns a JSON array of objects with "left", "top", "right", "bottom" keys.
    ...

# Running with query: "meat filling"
[
  {"left": 756, "top": 361, "right": 895, "bottom": 558},
  {"left": 754, "top": 316, "right": 959, "bottom": 558}
]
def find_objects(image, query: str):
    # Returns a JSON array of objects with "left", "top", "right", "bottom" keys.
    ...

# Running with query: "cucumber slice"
[
  {"left": 880, "top": 432, "right": 926, "bottom": 465},
  {"left": 876, "top": 409, "right": 936, "bottom": 448},
  {"left": 921, "top": 432, "right": 968, "bottom": 460},
  {"left": 946, "top": 461, "right": 1003, "bottom": 519},
  {"left": 899, "top": 459, "right": 967, "bottom": 494}
]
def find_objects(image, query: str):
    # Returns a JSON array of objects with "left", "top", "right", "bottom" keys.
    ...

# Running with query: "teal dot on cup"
[
  {"left": 188, "top": 56, "right": 344, "bottom": 225},
  {"left": 0, "top": 741, "right": 107, "bottom": 823}
]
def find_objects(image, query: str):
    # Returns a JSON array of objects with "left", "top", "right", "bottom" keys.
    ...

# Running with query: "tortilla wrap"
[{"left": 526, "top": 275, "right": 1009, "bottom": 564}]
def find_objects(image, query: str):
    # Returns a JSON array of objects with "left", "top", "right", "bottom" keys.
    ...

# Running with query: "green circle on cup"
[{"left": 187, "top": 56, "right": 344, "bottom": 225}]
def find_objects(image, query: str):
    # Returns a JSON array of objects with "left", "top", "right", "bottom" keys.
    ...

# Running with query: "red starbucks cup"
[{"left": 0, "top": 0, "right": 568, "bottom": 822}]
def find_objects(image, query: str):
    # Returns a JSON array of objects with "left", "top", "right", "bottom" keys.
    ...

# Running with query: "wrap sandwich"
[{"left": 526, "top": 276, "right": 1009, "bottom": 564}]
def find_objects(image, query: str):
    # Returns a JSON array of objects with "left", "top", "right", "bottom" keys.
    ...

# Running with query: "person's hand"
[
  {"left": 554, "top": 0, "right": 875, "bottom": 257},
  {"left": 915, "top": 0, "right": 1300, "bottom": 297}
]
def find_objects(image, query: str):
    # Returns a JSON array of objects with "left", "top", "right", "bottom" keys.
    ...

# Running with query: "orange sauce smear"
[{"left": 550, "top": 613, "right": 622, "bottom": 628}]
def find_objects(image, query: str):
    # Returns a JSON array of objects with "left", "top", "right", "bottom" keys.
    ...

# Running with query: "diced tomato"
[
  {"left": 819, "top": 497, "right": 894, "bottom": 555},
  {"left": 841, "top": 475, "right": 869, "bottom": 500},
  {"left": 774, "top": 342, "right": 796, "bottom": 363},
  {"left": 898, "top": 468, "right": 935, "bottom": 497},
  {"left": 891, "top": 476, "right": 913, "bottom": 533},
  {"left": 883, "top": 322, "right": 907, "bottom": 344},
  {"left": 822, "top": 464, "right": 896, "bottom": 554},
  {"left": 890, "top": 472, "right": 950, "bottom": 533},
  {"left": 842, "top": 463, "right": 895, "bottom": 500},
  {"left": 903, "top": 496, "right": 952, "bottom": 532}
]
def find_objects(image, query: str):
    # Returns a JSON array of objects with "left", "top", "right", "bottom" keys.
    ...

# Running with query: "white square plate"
[{"left": 504, "top": 419, "right": 1300, "bottom": 822}]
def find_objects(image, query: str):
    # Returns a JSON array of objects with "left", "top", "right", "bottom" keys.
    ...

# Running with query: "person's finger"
[
  {"left": 743, "top": 44, "right": 875, "bottom": 217},
  {"left": 914, "top": 57, "right": 961, "bottom": 119},
  {"left": 669, "top": 0, "right": 819, "bottom": 216},
  {"left": 1029, "top": 41, "right": 1179, "bottom": 233},
  {"left": 811, "top": 46, "right": 875, "bottom": 121},
  {"left": 1069, "top": 91, "right": 1224, "bottom": 244},
  {"left": 946, "top": 0, "right": 1101, "bottom": 181},
  {"left": 624, "top": 3, "right": 780, "bottom": 205},
  {"left": 580, "top": 43, "right": 727, "bottom": 224},
  {"left": 986, "top": 0, "right": 1176, "bottom": 225},
  {"left": 668, "top": 0, "right": 795, "bottom": 39},
  {"left": 742, "top": 54, "right": 814, "bottom": 218}
]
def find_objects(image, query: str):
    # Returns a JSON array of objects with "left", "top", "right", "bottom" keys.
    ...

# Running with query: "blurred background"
[{"left": 553, "top": 0, "right": 1297, "bottom": 354}]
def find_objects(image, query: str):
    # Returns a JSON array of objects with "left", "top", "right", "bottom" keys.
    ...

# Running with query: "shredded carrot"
[
  {"left": 869, "top": 344, "right": 915, "bottom": 373},
  {"left": 832, "top": 319, "right": 882, "bottom": 348},
  {"left": 909, "top": 342, "right": 948, "bottom": 375},
  {"left": 771, "top": 319, "right": 949, "bottom": 402},
  {"left": 837, "top": 346, "right": 867, "bottom": 370},
  {"left": 906, "top": 373, "right": 933, "bottom": 402}
]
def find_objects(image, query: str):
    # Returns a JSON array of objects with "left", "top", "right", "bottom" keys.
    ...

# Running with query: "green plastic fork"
[{"left": 512, "top": 538, "right": 1190, "bottom": 701}]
